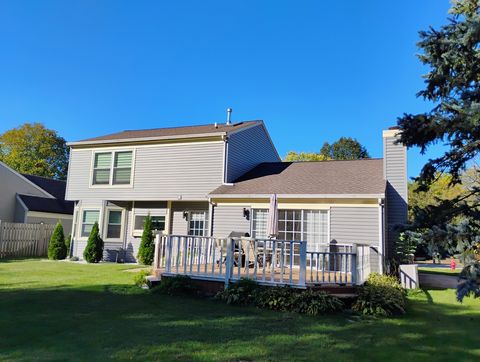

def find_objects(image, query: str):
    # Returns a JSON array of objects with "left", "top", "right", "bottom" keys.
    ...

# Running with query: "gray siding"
[
  {"left": 384, "top": 135, "right": 408, "bottom": 256},
  {"left": 330, "top": 207, "right": 379, "bottom": 245},
  {"left": 66, "top": 141, "right": 225, "bottom": 202},
  {"left": 14, "top": 198, "right": 27, "bottom": 223},
  {"left": 226, "top": 124, "right": 280, "bottom": 183},
  {"left": 171, "top": 201, "right": 209, "bottom": 235},
  {"left": 0, "top": 162, "right": 51, "bottom": 222},
  {"left": 212, "top": 204, "right": 251, "bottom": 238}
]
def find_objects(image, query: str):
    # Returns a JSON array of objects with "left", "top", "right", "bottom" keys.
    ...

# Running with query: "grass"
[
  {"left": 418, "top": 267, "right": 461, "bottom": 277},
  {"left": 0, "top": 259, "right": 479, "bottom": 361}
]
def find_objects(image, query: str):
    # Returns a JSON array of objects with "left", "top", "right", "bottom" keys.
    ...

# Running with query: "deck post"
[
  {"left": 153, "top": 234, "right": 160, "bottom": 270},
  {"left": 224, "top": 238, "right": 234, "bottom": 287},
  {"left": 351, "top": 244, "right": 358, "bottom": 285},
  {"left": 299, "top": 241, "right": 307, "bottom": 286},
  {"left": 165, "top": 235, "right": 173, "bottom": 273}
]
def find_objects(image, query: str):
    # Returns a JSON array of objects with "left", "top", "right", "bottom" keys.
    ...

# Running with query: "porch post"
[
  {"left": 351, "top": 244, "right": 358, "bottom": 285},
  {"left": 299, "top": 241, "right": 307, "bottom": 286},
  {"left": 165, "top": 235, "right": 173, "bottom": 273},
  {"left": 153, "top": 234, "right": 160, "bottom": 270}
]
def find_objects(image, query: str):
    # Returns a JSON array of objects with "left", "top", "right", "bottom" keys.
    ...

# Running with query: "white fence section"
[
  {"left": 0, "top": 221, "right": 55, "bottom": 258},
  {"left": 154, "top": 235, "right": 368, "bottom": 287}
]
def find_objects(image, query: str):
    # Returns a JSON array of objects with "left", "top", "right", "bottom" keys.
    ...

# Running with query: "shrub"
[
  {"left": 217, "top": 279, "right": 344, "bottom": 315},
  {"left": 352, "top": 273, "right": 407, "bottom": 317},
  {"left": 137, "top": 215, "right": 154, "bottom": 265},
  {"left": 215, "top": 278, "right": 260, "bottom": 305},
  {"left": 134, "top": 269, "right": 152, "bottom": 288},
  {"left": 48, "top": 222, "right": 67, "bottom": 260},
  {"left": 292, "top": 289, "right": 344, "bottom": 315},
  {"left": 153, "top": 275, "right": 198, "bottom": 296},
  {"left": 254, "top": 286, "right": 295, "bottom": 311},
  {"left": 83, "top": 222, "right": 104, "bottom": 263}
]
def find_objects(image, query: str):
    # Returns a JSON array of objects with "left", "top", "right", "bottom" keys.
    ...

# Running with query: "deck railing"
[{"left": 154, "top": 235, "right": 368, "bottom": 287}]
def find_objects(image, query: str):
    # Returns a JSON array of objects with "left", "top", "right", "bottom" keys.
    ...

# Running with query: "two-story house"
[{"left": 66, "top": 120, "right": 407, "bottom": 275}]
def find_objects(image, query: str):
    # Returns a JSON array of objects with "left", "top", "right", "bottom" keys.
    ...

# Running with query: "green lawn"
[
  {"left": 0, "top": 260, "right": 479, "bottom": 361},
  {"left": 418, "top": 266, "right": 461, "bottom": 277}
]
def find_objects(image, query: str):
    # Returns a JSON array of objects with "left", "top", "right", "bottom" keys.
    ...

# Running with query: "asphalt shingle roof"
[
  {"left": 20, "top": 174, "right": 74, "bottom": 215},
  {"left": 210, "top": 159, "right": 386, "bottom": 196},
  {"left": 18, "top": 194, "right": 74, "bottom": 215},
  {"left": 72, "top": 121, "right": 261, "bottom": 144}
]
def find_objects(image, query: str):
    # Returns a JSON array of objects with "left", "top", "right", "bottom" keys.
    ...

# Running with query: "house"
[
  {"left": 65, "top": 119, "right": 407, "bottom": 284},
  {"left": 0, "top": 161, "right": 74, "bottom": 234}
]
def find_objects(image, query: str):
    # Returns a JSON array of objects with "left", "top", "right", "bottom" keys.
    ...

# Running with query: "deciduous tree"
[{"left": 0, "top": 122, "right": 68, "bottom": 179}]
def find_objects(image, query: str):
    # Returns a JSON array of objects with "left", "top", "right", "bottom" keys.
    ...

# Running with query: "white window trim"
[
  {"left": 89, "top": 148, "right": 136, "bottom": 188},
  {"left": 131, "top": 212, "right": 167, "bottom": 237},
  {"left": 78, "top": 208, "right": 101, "bottom": 240},
  {"left": 250, "top": 207, "right": 331, "bottom": 244},
  {"left": 103, "top": 207, "right": 125, "bottom": 242},
  {"left": 187, "top": 210, "right": 209, "bottom": 236}
]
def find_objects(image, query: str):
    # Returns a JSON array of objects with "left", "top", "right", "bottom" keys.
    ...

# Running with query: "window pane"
[
  {"left": 94, "top": 153, "right": 112, "bottom": 168},
  {"left": 134, "top": 216, "right": 146, "bottom": 230},
  {"left": 108, "top": 210, "right": 122, "bottom": 224},
  {"left": 83, "top": 210, "right": 99, "bottom": 223},
  {"left": 107, "top": 225, "right": 121, "bottom": 239},
  {"left": 151, "top": 216, "right": 165, "bottom": 231},
  {"left": 114, "top": 151, "right": 132, "bottom": 167},
  {"left": 113, "top": 168, "right": 131, "bottom": 184},
  {"left": 252, "top": 209, "right": 268, "bottom": 239},
  {"left": 188, "top": 211, "right": 207, "bottom": 236},
  {"left": 93, "top": 169, "right": 110, "bottom": 184},
  {"left": 81, "top": 224, "right": 93, "bottom": 237}
]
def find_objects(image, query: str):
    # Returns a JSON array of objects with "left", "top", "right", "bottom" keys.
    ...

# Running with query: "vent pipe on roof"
[{"left": 226, "top": 108, "right": 232, "bottom": 125}]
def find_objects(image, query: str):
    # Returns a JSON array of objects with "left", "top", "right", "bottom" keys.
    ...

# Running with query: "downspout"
[
  {"left": 378, "top": 198, "right": 385, "bottom": 274},
  {"left": 222, "top": 134, "right": 229, "bottom": 184}
]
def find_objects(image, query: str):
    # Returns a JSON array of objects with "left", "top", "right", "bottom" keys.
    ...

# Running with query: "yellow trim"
[{"left": 211, "top": 197, "right": 379, "bottom": 209}]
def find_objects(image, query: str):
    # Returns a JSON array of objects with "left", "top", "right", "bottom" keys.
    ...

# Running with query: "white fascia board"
[
  {"left": 1, "top": 161, "right": 55, "bottom": 199},
  {"left": 67, "top": 132, "right": 227, "bottom": 147}
]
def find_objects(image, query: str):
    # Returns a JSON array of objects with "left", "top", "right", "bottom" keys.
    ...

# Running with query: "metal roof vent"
[{"left": 226, "top": 108, "right": 232, "bottom": 125}]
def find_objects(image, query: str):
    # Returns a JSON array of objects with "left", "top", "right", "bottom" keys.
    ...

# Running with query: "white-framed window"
[
  {"left": 80, "top": 210, "right": 100, "bottom": 238},
  {"left": 251, "top": 209, "right": 328, "bottom": 251},
  {"left": 252, "top": 209, "right": 268, "bottom": 239},
  {"left": 133, "top": 215, "right": 166, "bottom": 236},
  {"left": 105, "top": 209, "right": 123, "bottom": 239},
  {"left": 188, "top": 211, "right": 208, "bottom": 236},
  {"left": 91, "top": 150, "right": 133, "bottom": 186}
]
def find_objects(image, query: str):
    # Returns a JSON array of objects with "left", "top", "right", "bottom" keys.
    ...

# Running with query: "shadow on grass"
[{"left": 0, "top": 285, "right": 479, "bottom": 361}]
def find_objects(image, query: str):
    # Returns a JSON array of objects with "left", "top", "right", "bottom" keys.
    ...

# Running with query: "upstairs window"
[{"left": 92, "top": 150, "right": 133, "bottom": 186}]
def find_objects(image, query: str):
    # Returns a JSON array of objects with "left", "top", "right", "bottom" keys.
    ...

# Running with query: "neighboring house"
[
  {"left": 65, "top": 121, "right": 407, "bottom": 274},
  {"left": 0, "top": 162, "right": 74, "bottom": 234}
]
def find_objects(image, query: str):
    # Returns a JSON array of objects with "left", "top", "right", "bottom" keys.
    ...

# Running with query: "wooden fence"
[{"left": 0, "top": 221, "right": 56, "bottom": 259}]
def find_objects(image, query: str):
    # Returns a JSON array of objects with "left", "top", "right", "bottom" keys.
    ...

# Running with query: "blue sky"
[{"left": 0, "top": 0, "right": 452, "bottom": 178}]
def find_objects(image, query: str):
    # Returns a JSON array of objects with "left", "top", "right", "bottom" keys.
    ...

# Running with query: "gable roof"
[
  {"left": 18, "top": 194, "right": 74, "bottom": 215},
  {"left": 19, "top": 174, "right": 74, "bottom": 215},
  {"left": 22, "top": 174, "right": 67, "bottom": 200},
  {"left": 68, "top": 120, "right": 262, "bottom": 146},
  {"left": 210, "top": 159, "right": 386, "bottom": 197}
]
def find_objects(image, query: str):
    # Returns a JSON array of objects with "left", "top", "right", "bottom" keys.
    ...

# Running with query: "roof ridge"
[
  {"left": 259, "top": 158, "right": 383, "bottom": 165},
  {"left": 121, "top": 120, "right": 261, "bottom": 133}
]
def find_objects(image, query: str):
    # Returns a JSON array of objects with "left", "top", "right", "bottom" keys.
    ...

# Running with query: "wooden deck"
[
  {"left": 153, "top": 235, "right": 366, "bottom": 289},
  {"left": 155, "top": 262, "right": 355, "bottom": 287}
]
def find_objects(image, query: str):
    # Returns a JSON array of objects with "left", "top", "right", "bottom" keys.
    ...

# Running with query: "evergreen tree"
[
  {"left": 397, "top": 0, "right": 480, "bottom": 301},
  {"left": 137, "top": 215, "right": 155, "bottom": 265},
  {"left": 48, "top": 222, "right": 67, "bottom": 260},
  {"left": 83, "top": 222, "right": 104, "bottom": 263}
]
